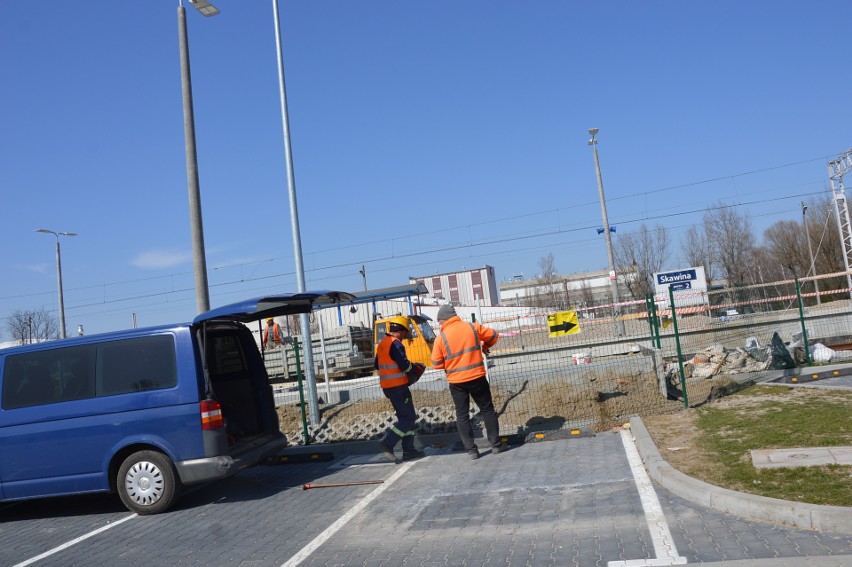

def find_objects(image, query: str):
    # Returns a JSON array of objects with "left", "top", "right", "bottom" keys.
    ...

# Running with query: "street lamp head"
[
  {"left": 801, "top": 202, "right": 808, "bottom": 214},
  {"left": 188, "top": 0, "right": 220, "bottom": 16},
  {"left": 35, "top": 229, "right": 77, "bottom": 238},
  {"left": 588, "top": 128, "right": 599, "bottom": 146}
]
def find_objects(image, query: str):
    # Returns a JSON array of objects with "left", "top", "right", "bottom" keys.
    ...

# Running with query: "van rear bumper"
[
  {"left": 176, "top": 455, "right": 236, "bottom": 484},
  {"left": 175, "top": 434, "right": 287, "bottom": 485}
]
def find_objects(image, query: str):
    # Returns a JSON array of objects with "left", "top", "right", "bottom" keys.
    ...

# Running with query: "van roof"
[{"left": 0, "top": 323, "right": 188, "bottom": 355}]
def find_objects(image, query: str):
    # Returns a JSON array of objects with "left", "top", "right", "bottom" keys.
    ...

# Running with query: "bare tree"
[
  {"left": 613, "top": 224, "right": 671, "bottom": 300},
  {"left": 681, "top": 225, "right": 714, "bottom": 287},
  {"left": 763, "top": 220, "right": 807, "bottom": 277},
  {"left": 6, "top": 307, "right": 59, "bottom": 344},
  {"left": 806, "top": 194, "right": 846, "bottom": 295},
  {"left": 579, "top": 279, "right": 595, "bottom": 310},
  {"left": 532, "top": 253, "right": 562, "bottom": 307},
  {"left": 747, "top": 244, "right": 789, "bottom": 310},
  {"left": 538, "top": 252, "right": 557, "bottom": 281},
  {"left": 703, "top": 203, "right": 755, "bottom": 288}
]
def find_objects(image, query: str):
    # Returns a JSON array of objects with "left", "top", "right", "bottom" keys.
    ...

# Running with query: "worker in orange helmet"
[
  {"left": 263, "top": 318, "right": 283, "bottom": 349},
  {"left": 375, "top": 315, "right": 426, "bottom": 462},
  {"left": 431, "top": 304, "right": 506, "bottom": 460}
]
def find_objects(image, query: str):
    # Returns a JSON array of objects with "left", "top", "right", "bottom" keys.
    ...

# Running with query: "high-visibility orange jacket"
[
  {"left": 376, "top": 335, "right": 413, "bottom": 389},
  {"left": 263, "top": 323, "right": 282, "bottom": 345},
  {"left": 431, "top": 316, "right": 498, "bottom": 384}
]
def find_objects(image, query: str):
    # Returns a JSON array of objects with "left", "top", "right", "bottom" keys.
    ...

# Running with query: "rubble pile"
[{"left": 667, "top": 331, "right": 852, "bottom": 381}]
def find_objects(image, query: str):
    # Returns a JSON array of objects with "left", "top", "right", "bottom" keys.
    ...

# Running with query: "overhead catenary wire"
[{"left": 1, "top": 156, "right": 839, "bottom": 328}]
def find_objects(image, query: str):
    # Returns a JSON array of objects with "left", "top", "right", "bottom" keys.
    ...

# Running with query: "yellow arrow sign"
[{"left": 547, "top": 310, "right": 580, "bottom": 337}]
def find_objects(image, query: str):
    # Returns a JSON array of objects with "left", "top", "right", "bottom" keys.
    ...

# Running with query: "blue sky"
[{"left": 1, "top": 1, "right": 849, "bottom": 339}]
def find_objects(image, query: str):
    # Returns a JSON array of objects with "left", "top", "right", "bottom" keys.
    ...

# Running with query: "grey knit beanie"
[{"left": 437, "top": 304, "right": 457, "bottom": 321}]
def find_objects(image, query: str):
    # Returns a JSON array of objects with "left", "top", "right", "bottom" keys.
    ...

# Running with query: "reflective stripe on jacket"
[
  {"left": 263, "top": 323, "right": 282, "bottom": 344},
  {"left": 430, "top": 315, "right": 498, "bottom": 384},
  {"left": 376, "top": 335, "right": 412, "bottom": 389}
]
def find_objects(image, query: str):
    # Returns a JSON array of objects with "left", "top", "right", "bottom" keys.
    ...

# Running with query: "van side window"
[
  {"left": 2, "top": 357, "right": 54, "bottom": 409},
  {"left": 59, "top": 345, "right": 96, "bottom": 401},
  {"left": 1, "top": 335, "right": 177, "bottom": 409},
  {"left": 100, "top": 335, "right": 177, "bottom": 395},
  {"left": 2, "top": 345, "right": 96, "bottom": 409}
]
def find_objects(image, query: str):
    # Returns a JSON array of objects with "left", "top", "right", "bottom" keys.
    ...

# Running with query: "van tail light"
[{"left": 200, "top": 399, "right": 224, "bottom": 430}]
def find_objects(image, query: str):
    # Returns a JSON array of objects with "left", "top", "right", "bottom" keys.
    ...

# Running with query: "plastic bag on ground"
[
  {"left": 767, "top": 332, "right": 795, "bottom": 370},
  {"left": 811, "top": 343, "right": 834, "bottom": 364},
  {"left": 745, "top": 336, "right": 769, "bottom": 362}
]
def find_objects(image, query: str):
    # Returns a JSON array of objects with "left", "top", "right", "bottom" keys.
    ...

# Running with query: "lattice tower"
[{"left": 828, "top": 148, "right": 852, "bottom": 296}]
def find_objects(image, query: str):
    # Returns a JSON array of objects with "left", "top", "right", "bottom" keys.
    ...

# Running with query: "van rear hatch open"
[{"left": 192, "top": 291, "right": 355, "bottom": 456}]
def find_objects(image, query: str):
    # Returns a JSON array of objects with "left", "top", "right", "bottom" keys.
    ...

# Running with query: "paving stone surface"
[{"left": 1, "top": 432, "right": 850, "bottom": 567}]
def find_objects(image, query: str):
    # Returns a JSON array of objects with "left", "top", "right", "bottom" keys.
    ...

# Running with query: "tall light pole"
[
  {"left": 801, "top": 202, "right": 821, "bottom": 305},
  {"left": 271, "top": 0, "right": 321, "bottom": 425},
  {"left": 178, "top": 0, "right": 218, "bottom": 314},
  {"left": 359, "top": 265, "right": 367, "bottom": 291},
  {"left": 588, "top": 128, "right": 624, "bottom": 337},
  {"left": 35, "top": 229, "right": 77, "bottom": 339}
]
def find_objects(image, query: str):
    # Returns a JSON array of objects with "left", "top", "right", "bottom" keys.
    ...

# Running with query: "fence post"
[
  {"left": 645, "top": 294, "right": 654, "bottom": 344},
  {"left": 668, "top": 286, "right": 689, "bottom": 408},
  {"left": 649, "top": 294, "right": 662, "bottom": 348},
  {"left": 292, "top": 337, "right": 311, "bottom": 445},
  {"left": 794, "top": 277, "right": 812, "bottom": 365},
  {"left": 516, "top": 315, "right": 525, "bottom": 350}
]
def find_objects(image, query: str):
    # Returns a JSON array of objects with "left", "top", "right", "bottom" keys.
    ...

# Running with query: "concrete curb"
[{"left": 629, "top": 416, "right": 852, "bottom": 534}]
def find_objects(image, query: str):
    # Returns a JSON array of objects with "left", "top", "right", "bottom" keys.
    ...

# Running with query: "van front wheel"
[{"left": 117, "top": 450, "right": 179, "bottom": 515}]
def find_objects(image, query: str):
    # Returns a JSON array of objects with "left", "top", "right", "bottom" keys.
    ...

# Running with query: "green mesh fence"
[{"left": 273, "top": 270, "right": 852, "bottom": 445}]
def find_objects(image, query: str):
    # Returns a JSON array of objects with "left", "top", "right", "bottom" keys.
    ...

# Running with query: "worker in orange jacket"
[
  {"left": 375, "top": 316, "right": 426, "bottom": 462},
  {"left": 431, "top": 304, "right": 507, "bottom": 460},
  {"left": 263, "top": 318, "right": 283, "bottom": 349}
]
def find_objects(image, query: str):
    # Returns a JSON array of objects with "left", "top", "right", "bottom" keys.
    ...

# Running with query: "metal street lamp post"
[
  {"left": 178, "top": 0, "right": 218, "bottom": 314},
  {"left": 35, "top": 229, "right": 77, "bottom": 339},
  {"left": 801, "top": 202, "right": 821, "bottom": 305},
  {"left": 359, "top": 265, "right": 367, "bottom": 291},
  {"left": 588, "top": 128, "right": 624, "bottom": 337},
  {"left": 271, "top": 0, "right": 321, "bottom": 425}
]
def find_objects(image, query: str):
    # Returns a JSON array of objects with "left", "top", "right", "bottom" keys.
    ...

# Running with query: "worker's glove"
[
  {"left": 482, "top": 347, "right": 490, "bottom": 356},
  {"left": 407, "top": 363, "right": 426, "bottom": 386}
]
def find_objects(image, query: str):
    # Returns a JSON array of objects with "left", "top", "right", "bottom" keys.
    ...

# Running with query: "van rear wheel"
[{"left": 117, "top": 450, "right": 179, "bottom": 515}]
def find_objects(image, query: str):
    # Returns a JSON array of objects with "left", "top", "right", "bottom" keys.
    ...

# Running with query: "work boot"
[
  {"left": 491, "top": 441, "right": 508, "bottom": 454},
  {"left": 467, "top": 448, "right": 480, "bottom": 460},
  {"left": 402, "top": 449, "right": 426, "bottom": 460},
  {"left": 378, "top": 441, "right": 397, "bottom": 462}
]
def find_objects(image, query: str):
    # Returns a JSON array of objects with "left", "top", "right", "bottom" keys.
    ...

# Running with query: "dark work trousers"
[
  {"left": 449, "top": 376, "right": 500, "bottom": 451},
  {"left": 381, "top": 384, "right": 417, "bottom": 451}
]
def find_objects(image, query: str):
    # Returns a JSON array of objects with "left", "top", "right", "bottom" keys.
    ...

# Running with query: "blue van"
[{"left": 0, "top": 291, "right": 351, "bottom": 514}]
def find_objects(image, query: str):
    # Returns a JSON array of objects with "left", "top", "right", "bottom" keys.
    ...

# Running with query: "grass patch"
[{"left": 691, "top": 385, "right": 852, "bottom": 506}]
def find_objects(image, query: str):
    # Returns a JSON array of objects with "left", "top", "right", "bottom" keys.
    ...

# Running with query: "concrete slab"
[
  {"left": 750, "top": 446, "right": 852, "bottom": 468},
  {"left": 829, "top": 446, "right": 852, "bottom": 464}
]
